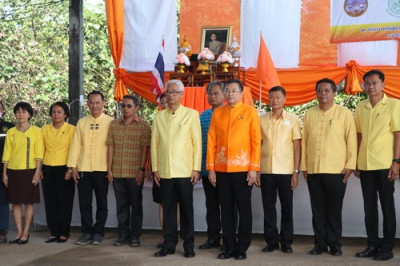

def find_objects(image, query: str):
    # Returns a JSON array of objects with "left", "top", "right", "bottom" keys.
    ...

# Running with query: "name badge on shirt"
[{"left": 282, "top": 120, "right": 291, "bottom": 125}]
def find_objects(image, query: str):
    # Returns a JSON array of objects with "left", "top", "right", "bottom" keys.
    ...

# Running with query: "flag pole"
[
  {"left": 259, "top": 80, "right": 262, "bottom": 111},
  {"left": 258, "top": 31, "right": 262, "bottom": 111}
]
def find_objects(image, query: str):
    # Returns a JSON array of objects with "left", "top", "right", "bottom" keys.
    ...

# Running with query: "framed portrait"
[{"left": 201, "top": 26, "right": 232, "bottom": 55}]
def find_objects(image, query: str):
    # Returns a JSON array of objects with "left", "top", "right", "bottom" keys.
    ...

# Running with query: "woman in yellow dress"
[{"left": 2, "top": 102, "right": 44, "bottom": 245}]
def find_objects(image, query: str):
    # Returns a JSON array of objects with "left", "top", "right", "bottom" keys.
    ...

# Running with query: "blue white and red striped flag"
[{"left": 151, "top": 39, "right": 165, "bottom": 101}]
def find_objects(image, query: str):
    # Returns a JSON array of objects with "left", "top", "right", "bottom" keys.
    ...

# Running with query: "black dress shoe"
[
  {"left": 199, "top": 238, "right": 220, "bottom": 249},
  {"left": 235, "top": 251, "right": 247, "bottom": 260},
  {"left": 281, "top": 245, "right": 293, "bottom": 253},
  {"left": 356, "top": 246, "right": 378, "bottom": 258},
  {"left": 18, "top": 235, "right": 29, "bottom": 245},
  {"left": 309, "top": 245, "right": 328, "bottom": 255},
  {"left": 374, "top": 251, "right": 393, "bottom": 261},
  {"left": 45, "top": 237, "right": 58, "bottom": 243},
  {"left": 184, "top": 249, "right": 195, "bottom": 258},
  {"left": 262, "top": 243, "right": 279, "bottom": 252},
  {"left": 330, "top": 246, "right": 342, "bottom": 256},
  {"left": 218, "top": 250, "right": 235, "bottom": 259},
  {"left": 57, "top": 237, "right": 68, "bottom": 243},
  {"left": 8, "top": 238, "right": 21, "bottom": 244},
  {"left": 154, "top": 248, "right": 175, "bottom": 257}
]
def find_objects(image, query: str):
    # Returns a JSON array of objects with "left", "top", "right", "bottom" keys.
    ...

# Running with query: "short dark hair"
[
  {"left": 122, "top": 95, "right": 139, "bottom": 107},
  {"left": 13, "top": 102, "right": 33, "bottom": 120},
  {"left": 49, "top": 102, "right": 70, "bottom": 121},
  {"left": 87, "top": 90, "right": 105, "bottom": 101},
  {"left": 269, "top": 86, "right": 286, "bottom": 97},
  {"left": 206, "top": 81, "right": 224, "bottom": 94},
  {"left": 160, "top": 92, "right": 167, "bottom": 101},
  {"left": 316, "top": 78, "right": 337, "bottom": 92},
  {"left": 224, "top": 79, "right": 244, "bottom": 92},
  {"left": 363, "top": 69, "right": 385, "bottom": 82}
]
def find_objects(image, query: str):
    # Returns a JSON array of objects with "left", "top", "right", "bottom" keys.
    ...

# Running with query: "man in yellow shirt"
[
  {"left": 151, "top": 80, "right": 201, "bottom": 258},
  {"left": 301, "top": 78, "right": 357, "bottom": 256},
  {"left": 259, "top": 86, "right": 301, "bottom": 254},
  {"left": 354, "top": 70, "right": 400, "bottom": 261},
  {"left": 207, "top": 79, "right": 261, "bottom": 260},
  {"left": 67, "top": 91, "right": 113, "bottom": 245}
]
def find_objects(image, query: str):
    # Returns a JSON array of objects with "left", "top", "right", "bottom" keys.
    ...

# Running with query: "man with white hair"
[{"left": 151, "top": 80, "right": 202, "bottom": 258}]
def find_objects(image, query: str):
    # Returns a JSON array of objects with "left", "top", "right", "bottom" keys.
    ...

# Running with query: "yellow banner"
[{"left": 331, "top": 0, "right": 400, "bottom": 43}]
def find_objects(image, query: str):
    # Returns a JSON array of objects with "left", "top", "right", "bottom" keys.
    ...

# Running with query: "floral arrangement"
[
  {"left": 216, "top": 51, "right": 234, "bottom": 64},
  {"left": 197, "top": 48, "right": 215, "bottom": 61},
  {"left": 173, "top": 53, "right": 190, "bottom": 66}
]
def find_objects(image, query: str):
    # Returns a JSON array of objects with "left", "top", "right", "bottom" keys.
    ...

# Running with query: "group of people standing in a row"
[{"left": 0, "top": 69, "right": 399, "bottom": 262}]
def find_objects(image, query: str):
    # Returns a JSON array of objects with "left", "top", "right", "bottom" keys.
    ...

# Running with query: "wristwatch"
[
  {"left": 139, "top": 167, "right": 146, "bottom": 172},
  {"left": 392, "top": 159, "right": 400, "bottom": 164},
  {"left": 293, "top": 169, "right": 300, "bottom": 173},
  {"left": 68, "top": 169, "right": 72, "bottom": 173}
]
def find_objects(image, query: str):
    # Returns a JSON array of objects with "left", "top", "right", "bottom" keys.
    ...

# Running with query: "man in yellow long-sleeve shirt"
[
  {"left": 67, "top": 91, "right": 113, "bottom": 245},
  {"left": 151, "top": 80, "right": 201, "bottom": 258},
  {"left": 301, "top": 78, "right": 357, "bottom": 256}
]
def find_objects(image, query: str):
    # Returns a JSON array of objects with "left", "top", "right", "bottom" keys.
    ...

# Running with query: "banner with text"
[{"left": 330, "top": 0, "right": 400, "bottom": 43}]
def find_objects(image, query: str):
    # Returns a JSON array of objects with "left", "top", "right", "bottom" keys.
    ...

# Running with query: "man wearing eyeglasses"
[
  {"left": 354, "top": 70, "right": 400, "bottom": 261},
  {"left": 106, "top": 95, "right": 151, "bottom": 247},
  {"left": 301, "top": 78, "right": 357, "bottom": 256},
  {"left": 151, "top": 79, "right": 201, "bottom": 258},
  {"left": 207, "top": 79, "right": 261, "bottom": 260},
  {"left": 68, "top": 91, "right": 113, "bottom": 245}
]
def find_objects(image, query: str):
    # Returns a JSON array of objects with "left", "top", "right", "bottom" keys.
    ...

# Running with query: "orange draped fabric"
[
  {"left": 105, "top": 0, "right": 128, "bottom": 102},
  {"left": 243, "top": 65, "right": 400, "bottom": 106}
]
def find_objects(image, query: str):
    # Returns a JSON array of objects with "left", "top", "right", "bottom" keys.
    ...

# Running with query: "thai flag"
[{"left": 151, "top": 39, "right": 165, "bottom": 101}]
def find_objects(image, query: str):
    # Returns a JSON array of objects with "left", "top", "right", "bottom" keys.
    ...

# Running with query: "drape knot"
[
  {"left": 344, "top": 60, "right": 362, "bottom": 94},
  {"left": 114, "top": 68, "right": 127, "bottom": 80}
]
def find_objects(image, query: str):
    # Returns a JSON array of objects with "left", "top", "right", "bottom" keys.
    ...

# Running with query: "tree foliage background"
[{"left": 0, "top": 0, "right": 120, "bottom": 126}]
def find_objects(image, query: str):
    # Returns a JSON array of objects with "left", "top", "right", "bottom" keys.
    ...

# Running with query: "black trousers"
[
  {"left": 77, "top": 171, "right": 109, "bottom": 236},
  {"left": 160, "top": 178, "right": 194, "bottom": 251},
  {"left": 113, "top": 178, "right": 143, "bottom": 240},
  {"left": 307, "top": 174, "right": 346, "bottom": 248},
  {"left": 216, "top": 172, "right": 252, "bottom": 253},
  {"left": 260, "top": 174, "right": 293, "bottom": 246},
  {"left": 360, "top": 169, "right": 396, "bottom": 252},
  {"left": 202, "top": 175, "right": 221, "bottom": 241},
  {"left": 42, "top": 165, "right": 75, "bottom": 237}
]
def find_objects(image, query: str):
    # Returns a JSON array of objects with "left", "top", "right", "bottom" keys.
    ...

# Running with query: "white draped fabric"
[
  {"left": 337, "top": 40, "right": 399, "bottom": 66},
  {"left": 240, "top": 0, "right": 301, "bottom": 68},
  {"left": 120, "top": 0, "right": 177, "bottom": 72}
]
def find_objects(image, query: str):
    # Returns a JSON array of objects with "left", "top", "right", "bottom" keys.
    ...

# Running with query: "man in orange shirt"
[{"left": 207, "top": 79, "right": 261, "bottom": 260}]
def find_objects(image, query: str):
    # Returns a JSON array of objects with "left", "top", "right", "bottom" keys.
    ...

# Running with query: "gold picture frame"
[{"left": 201, "top": 26, "right": 232, "bottom": 54}]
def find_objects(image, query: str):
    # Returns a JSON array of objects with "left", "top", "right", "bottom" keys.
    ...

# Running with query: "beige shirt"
[
  {"left": 260, "top": 110, "right": 301, "bottom": 174},
  {"left": 355, "top": 94, "right": 400, "bottom": 170},
  {"left": 151, "top": 105, "right": 202, "bottom": 178},
  {"left": 67, "top": 113, "right": 113, "bottom": 172},
  {"left": 301, "top": 104, "right": 357, "bottom": 174}
]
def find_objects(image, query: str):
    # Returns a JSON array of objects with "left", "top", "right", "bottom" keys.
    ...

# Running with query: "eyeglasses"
[
  {"left": 363, "top": 82, "right": 382, "bottom": 88},
  {"left": 120, "top": 104, "right": 133, "bottom": 109},
  {"left": 165, "top": 90, "right": 182, "bottom": 95},
  {"left": 224, "top": 90, "right": 241, "bottom": 95},
  {"left": 208, "top": 92, "right": 222, "bottom": 97}
]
